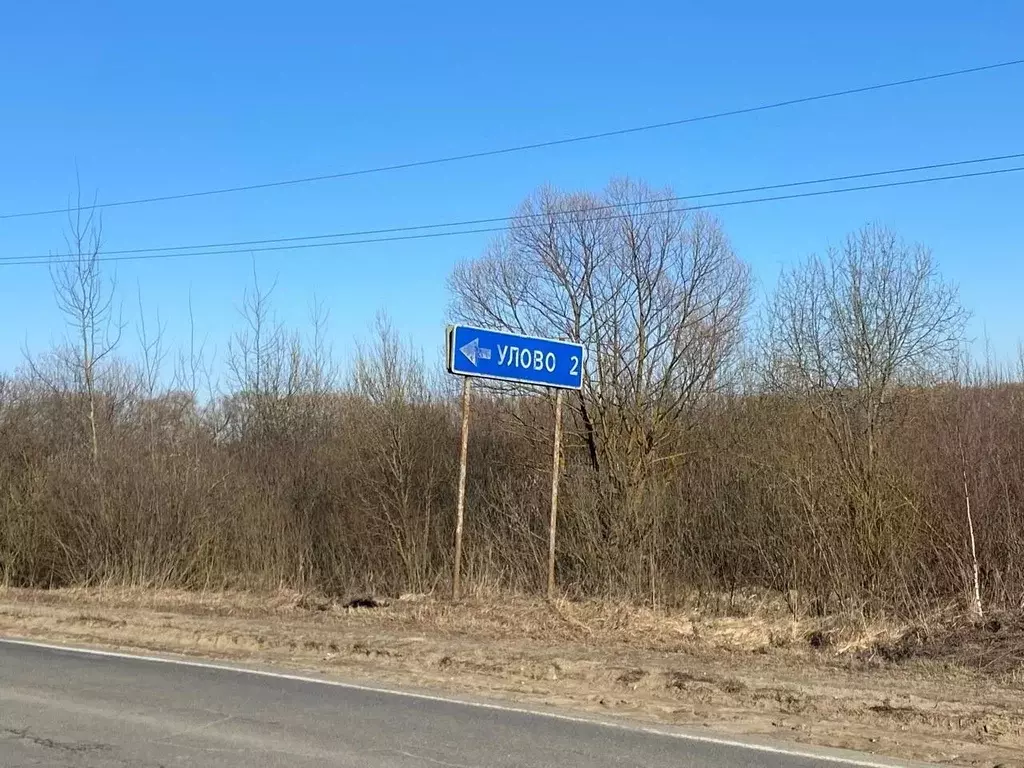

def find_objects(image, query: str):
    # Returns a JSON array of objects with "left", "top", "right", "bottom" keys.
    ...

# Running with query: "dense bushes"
[{"left": 2, "top": 364, "right": 1023, "bottom": 618}]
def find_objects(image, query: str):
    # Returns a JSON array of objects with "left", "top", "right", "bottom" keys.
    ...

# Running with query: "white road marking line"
[{"left": 0, "top": 636, "right": 919, "bottom": 767}]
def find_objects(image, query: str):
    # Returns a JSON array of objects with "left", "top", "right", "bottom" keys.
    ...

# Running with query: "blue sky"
[{"left": 1, "top": 1, "right": 1022, "bottom": 379}]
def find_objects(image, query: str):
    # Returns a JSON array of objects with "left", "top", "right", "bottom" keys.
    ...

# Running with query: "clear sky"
[{"left": 1, "top": 1, "right": 1022, "bottom": 379}]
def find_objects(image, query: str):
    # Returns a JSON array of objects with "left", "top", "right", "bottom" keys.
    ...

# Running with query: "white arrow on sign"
[{"left": 459, "top": 338, "right": 492, "bottom": 366}]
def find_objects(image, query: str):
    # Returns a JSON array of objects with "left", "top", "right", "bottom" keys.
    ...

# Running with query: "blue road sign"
[{"left": 448, "top": 325, "right": 584, "bottom": 390}]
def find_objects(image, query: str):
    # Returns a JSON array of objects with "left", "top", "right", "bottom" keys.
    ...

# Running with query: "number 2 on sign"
[{"left": 569, "top": 355, "right": 580, "bottom": 377}]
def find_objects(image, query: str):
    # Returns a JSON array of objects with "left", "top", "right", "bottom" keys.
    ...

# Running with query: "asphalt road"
[{"left": 0, "top": 639, "right": 926, "bottom": 768}]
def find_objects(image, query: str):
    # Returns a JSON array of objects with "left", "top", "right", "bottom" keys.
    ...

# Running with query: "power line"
[
  {"left": 2, "top": 58, "right": 1022, "bottom": 222},
  {"left": 7, "top": 151, "right": 1024, "bottom": 264},
  {"left": 7, "top": 164, "right": 1022, "bottom": 269}
]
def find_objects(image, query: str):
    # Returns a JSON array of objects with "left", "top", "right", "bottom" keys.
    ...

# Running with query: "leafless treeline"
[{"left": 1, "top": 179, "right": 1020, "bottom": 618}]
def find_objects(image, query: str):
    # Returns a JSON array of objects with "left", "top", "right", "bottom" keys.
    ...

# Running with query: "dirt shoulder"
[{"left": 0, "top": 588, "right": 1021, "bottom": 767}]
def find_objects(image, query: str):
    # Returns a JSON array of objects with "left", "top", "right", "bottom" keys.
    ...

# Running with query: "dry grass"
[
  {"left": 22, "top": 585, "right": 907, "bottom": 653},
  {"left": 2, "top": 587, "right": 1023, "bottom": 767}
]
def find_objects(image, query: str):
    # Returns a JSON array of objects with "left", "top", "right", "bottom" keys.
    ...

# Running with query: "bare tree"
[
  {"left": 449, "top": 179, "right": 751, "bottom": 496},
  {"left": 351, "top": 312, "right": 448, "bottom": 590},
  {"left": 173, "top": 289, "right": 213, "bottom": 402},
  {"left": 764, "top": 224, "right": 967, "bottom": 459},
  {"left": 305, "top": 295, "right": 337, "bottom": 399},
  {"left": 353, "top": 312, "right": 427, "bottom": 405},
  {"left": 944, "top": 353, "right": 985, "bottom": 619},
  {"left": 226, "top": 266, "right": 280, "bottom": 403},
  {"left": 762, "top": 224, "right": 969, "bottom": 603},
  {"left": 136, "top": 284, "right": 167, "bottom": 400},
  {"left": 46, "top": 183, "right": 123, "bottom": 465}
]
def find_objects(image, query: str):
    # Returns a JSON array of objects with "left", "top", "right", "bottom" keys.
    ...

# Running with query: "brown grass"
[{"left": 2, "top": 587, "right": 1023, "bottom": 767}]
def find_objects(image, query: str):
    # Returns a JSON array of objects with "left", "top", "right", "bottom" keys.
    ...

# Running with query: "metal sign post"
[
  {"left": 452, "top": 375, "right": 471, "bottom": 600},
  {"left": 547, "top": 388, "right": 564, "bottom": 600},
  {"left": 446, "top": 325, "right": 583, "bottom": 601}
]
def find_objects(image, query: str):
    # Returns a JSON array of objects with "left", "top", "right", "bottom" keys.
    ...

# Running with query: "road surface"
[{"left": 0, "top": 639, "right": 926, "bottom": 767}]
